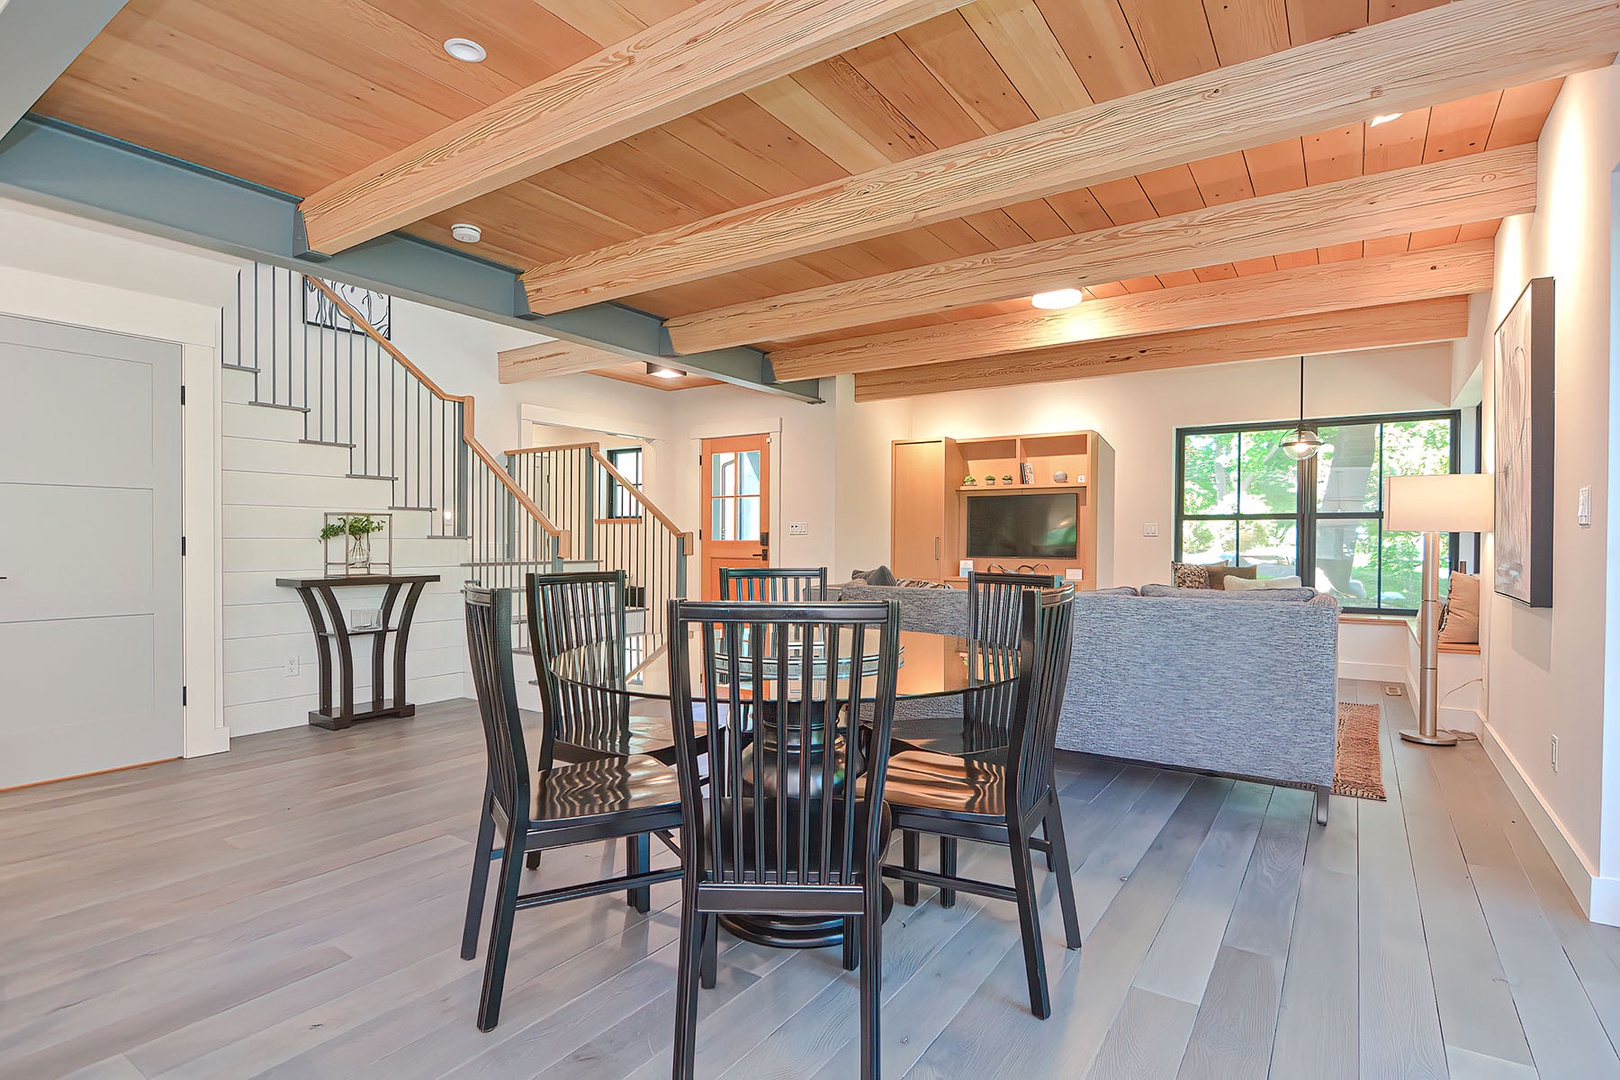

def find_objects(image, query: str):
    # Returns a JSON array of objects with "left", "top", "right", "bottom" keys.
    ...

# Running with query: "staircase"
[{"left": 220, "top": 264, "right": 691, "bottom": 728}]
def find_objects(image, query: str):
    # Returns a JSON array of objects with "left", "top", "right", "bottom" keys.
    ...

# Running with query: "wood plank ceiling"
[{"left": 33, "top": 0, "right": 1597, "bottom": 398}]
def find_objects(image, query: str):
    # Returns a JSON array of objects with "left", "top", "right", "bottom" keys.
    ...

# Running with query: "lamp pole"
[{"left": 1401, "top": 530, "right": 1457, "bottom": 746}]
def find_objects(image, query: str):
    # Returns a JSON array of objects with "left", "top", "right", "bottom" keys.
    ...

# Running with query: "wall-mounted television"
[{"left": 965, "top": 493, "right": 1079, "bottom": 560}]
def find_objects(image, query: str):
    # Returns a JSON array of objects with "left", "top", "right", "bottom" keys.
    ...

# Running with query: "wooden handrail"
[
  {"left": 302, "top": 275, "right": 569, "bottom": 555},
  {"left": 588, "top": 446, "right": 695, "bottom": 555},
  {"left": 505, "top": 442, "right": 602, "bottom": 455}
]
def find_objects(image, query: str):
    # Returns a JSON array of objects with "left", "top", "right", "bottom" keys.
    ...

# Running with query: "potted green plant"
[{"left": 321, "top": 513, "right": 388, "bottom": 575}]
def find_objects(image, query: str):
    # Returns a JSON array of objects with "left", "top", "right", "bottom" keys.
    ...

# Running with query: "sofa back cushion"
[
  {"left": 1140, "top": 583, "right": 1318, "bottom": 602},
  {"left": 837, "top": 582, "right": 969, "bottom": 635}
]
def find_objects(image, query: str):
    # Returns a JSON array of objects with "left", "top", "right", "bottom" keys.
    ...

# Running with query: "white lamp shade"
[{"left": 1384, "top": 473, "right": 1494, "bottom": 533}]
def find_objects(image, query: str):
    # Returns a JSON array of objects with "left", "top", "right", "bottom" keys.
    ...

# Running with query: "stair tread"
[
  {"left": 347, "top": 473, "right": 398, "bottom": 481},
  {"left": 301, "top": 438, "right": 355, "bottom": 449},
  {"left": 248, "top": 400, "right": 310, "bottom": 414},
  {"left": 221, "top": 363, "right": 260, "bottom": 373}
]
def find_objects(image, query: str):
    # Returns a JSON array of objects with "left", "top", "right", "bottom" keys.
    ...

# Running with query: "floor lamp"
[{"left": 1384, "top": 474, "right": 1494, "bottom": 747}]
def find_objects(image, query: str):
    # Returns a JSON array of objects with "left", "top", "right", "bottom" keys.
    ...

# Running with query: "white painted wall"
[{"left": 1473, "top": 64, "right": 1620, "bottom": 920}]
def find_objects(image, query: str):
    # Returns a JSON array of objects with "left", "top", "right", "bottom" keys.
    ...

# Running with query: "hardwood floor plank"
[{"left": 1087, "top": 986, "right": 1199, "bottom": 1079}]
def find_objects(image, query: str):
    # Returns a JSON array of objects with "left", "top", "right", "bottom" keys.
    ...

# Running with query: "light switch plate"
[
  {"left": 788, "top": 521, "right": 809, "bottom": 536},
  {"left": 1579, "top": 486, "right": 1592, "bottom": 527},
  {"left": 1143, "top": 523, "right": 1160, "bottom": 537}
]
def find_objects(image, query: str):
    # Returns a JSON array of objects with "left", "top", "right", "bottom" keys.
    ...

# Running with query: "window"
[
  {"left": 605, "top": 446, "right": 643, "bottom": 519},
  {"left": 1176, "top": 411, "right": 1461, "bottom": 614}
]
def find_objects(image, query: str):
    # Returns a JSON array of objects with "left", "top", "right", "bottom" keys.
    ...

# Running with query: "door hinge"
[
  {"left": 182, "top": 685, "right": 188, "bottom": 707},
  {"left": 180, "top": 384, "right": 186, "bottom": 405},
  {"left": 181, "top": 535, "right": 187, "bottom": 556}
]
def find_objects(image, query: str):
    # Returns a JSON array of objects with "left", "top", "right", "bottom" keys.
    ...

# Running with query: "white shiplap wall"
[{"left": 219, "top": 368, "right": 472, "bottom": 737}]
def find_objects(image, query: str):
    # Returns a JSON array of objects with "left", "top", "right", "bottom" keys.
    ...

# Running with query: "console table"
[{"left": 276, "top": 574, "right": 440, "bottom": 729}]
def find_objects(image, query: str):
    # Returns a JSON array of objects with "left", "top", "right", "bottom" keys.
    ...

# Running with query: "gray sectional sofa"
[{"left": 838, "top": 581, "right": 1339, "bottom": 823}]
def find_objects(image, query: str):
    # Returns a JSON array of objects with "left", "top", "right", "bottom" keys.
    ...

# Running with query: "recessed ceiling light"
[
  {"left": 1031, "top": 288, "right": 1084, "bottom": 310},
  {"left": 647, "top": 362, "right": 685, "bottom": 380},
  {"left": 444, "top": 38, "right": 487, "bottom": 63},
  {"left": 1370, "top": 112, "right": 1404, "bottom": 128},
  {"left": 450, "top": 223, "right": 482, "bottom": 244}
]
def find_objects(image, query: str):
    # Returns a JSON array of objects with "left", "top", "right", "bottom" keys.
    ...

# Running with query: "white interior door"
[{"left": 0, "top": 314, "right": 183, "bottom": 788}]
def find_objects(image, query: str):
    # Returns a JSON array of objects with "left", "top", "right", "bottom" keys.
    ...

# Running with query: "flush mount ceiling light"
[
  {"left": 647, "top": 363, "right": 685, "bottom": 380},
  {"left": 443, "top": 37, "right": 487, "bottom": 63},
  {"left": 449, "top": 223, "right": 482, "bottom": 244},
  {"left": 1280, "top": 356, "right": 1325, "bottom": 461},
  {"left": 1369, "top": 112, "right": 1405, "bottom": 127},
  {"left": 1030, "top": 288, "right": 1084, "bottom": 310}
]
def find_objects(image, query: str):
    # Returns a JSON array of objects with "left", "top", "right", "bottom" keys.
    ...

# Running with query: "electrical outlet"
[
  {"left": 1385, "top": 684, "right": 1404, "bottom": 696},
  {"left": 283, "top": 656, "right": 300, "bottom": 678},
  {"left": 1552, "top": 734, "right": 1560, "bottom": 772},
  {"left": 788, "top": 522, "right": 809, "bottom": 536},
  {"left": 1143, "top": 523, "right": 1160, "bottom": 537}
]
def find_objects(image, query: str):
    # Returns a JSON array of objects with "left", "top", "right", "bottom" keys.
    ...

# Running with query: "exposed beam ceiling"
[
  {"left": 521, "top": 0, "right": 1617, "bottom": 314},
  {"left": 497, "top": 340, "right": 635, "bottom": 384},
  {"left": 0, "top": 117, "right": 822, "bottom": 401},
  {"left": 299, "top": 0, "right": 965, "bottom": 254},
  {"left": 853, "top": 298, "right": 1473, "bottom": 401},
  {"left": 666, "top": 145, "right": 1536, "bottom": 352},
  {"left": 0, "top": 0, "right": 127, "bottom": 139},
  {"left": 772, "top": 241, "right": 1494, "bottom": 379}
]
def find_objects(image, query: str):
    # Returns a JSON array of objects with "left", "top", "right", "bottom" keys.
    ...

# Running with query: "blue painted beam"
[{"left": 0, "top": 116, "right": 822, "bottom": 402}]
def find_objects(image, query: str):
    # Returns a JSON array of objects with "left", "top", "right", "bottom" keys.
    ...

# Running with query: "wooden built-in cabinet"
[{"left": 890, "top": 430, "right": 1113, "bottom": 588}]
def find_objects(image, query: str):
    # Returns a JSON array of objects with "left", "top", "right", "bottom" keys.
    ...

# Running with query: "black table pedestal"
[{"left": 276, "top": 574, "right": 439, "bottom": 730}]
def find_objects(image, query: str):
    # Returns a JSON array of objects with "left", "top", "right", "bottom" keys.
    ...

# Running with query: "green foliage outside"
[{"left": 1180, "top": 418, "right": 1454, "bottom": 611}]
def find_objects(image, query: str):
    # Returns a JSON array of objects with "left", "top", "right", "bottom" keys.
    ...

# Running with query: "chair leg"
[
  {"left": 842, "top": 918, "right": 859, "bottom": 971},
  {"left": 701, "top": 914, "right": 719, "bottom": 990},
  {"left": 627, "top": 833, "right": 651, "bottom": 913},
  {"left": 671, "top": 898, "right": 704, "bottom": 1080},
  {"left": 1007, "top": 820, "right": 1051, "bottom": 1020},
  {"left": 525, "top": 850, "right": 543, "bottom": 871},
  {"left": 939, "top": 837, "right": 958, "bottom": 909},
  {"left": 859, "top": 884, "right": 884, "bottom": 1080},
  {"left": 901, "top": 830, "right": 920, "bottom": 907},
  {"left": 460, "top": 791, "right": 497, "bottom": 961},
  {"left": 477, "top": 833, "right": 525, "bottom": 1032},
  {"left": 1041, "top": 821, "right": 1057, "bottom": 871},
  {"left": 1044, "top": 801, "right": 1083, "bottom": 951}
]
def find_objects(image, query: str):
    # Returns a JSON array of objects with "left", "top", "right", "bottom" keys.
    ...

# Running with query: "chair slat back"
[
  {"left": 527, "top": 571, "right": 630, "bottom": 762},
  {"left": 719, "top": 567, "right": 829, "bottom": 602},
  {"left": 667, "top": 599, "right": 900, "bottom": 890},
  {"left": 465, "top": 587, "right": 529, "bottom": 828},
  {"left": 1005, "top": 584, "right": 1077, "bottom": 819},
  {"left": 964, "top": 571, "right": 1062, "bottom": 752}
]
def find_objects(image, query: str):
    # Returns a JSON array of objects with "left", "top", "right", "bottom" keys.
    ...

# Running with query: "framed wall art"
[
  {"left": 1492, "top": 276, "right": 1555, "bottom": 607},
  {"left": 304, "top": 276, "right": 391, "bottom": 339}
]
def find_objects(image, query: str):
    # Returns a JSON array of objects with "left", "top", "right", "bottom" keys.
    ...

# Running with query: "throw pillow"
[
  {"left": 1171, "top": 560, "right": 1225, "bottom": 589},
  {"left": 852, "top": 565, "right": 897, "bottom": 586},
  {"left": 1439, "top": 572, "right": 1481, "bottom": 644},
  {"left": 1206, "top": 565, "right": 1259, "bottom": 590},
  {"left": 1223, "top": 575, "right": 1304, "bottom": 592},
  {"left": 894, "top": 576, "right": 952, "bottom": 589}
]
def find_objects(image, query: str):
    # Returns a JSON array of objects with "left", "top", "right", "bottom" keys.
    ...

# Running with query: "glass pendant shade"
[{"left": 1280, "top": 356, "right": 1323, "bottom": 460}]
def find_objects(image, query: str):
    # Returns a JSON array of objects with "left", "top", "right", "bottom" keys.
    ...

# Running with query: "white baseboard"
[
  {"left": 1477, "top": 720, "right": 1610, "bottom": 922},
  {"left": 1439, "top": 704, "right": 1481, "bottom": 734},
  {"left": 1339, "top": 661, "right": 1405, "bottom": 684}
]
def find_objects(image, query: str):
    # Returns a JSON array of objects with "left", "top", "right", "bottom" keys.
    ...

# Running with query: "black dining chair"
[
  {"left": 880, "top": 584, "right": 1082, "bottom": 1020},
  {"left": 523, "top": 569, "right": 673, "bottom": 883},
  {"left": 719, "top": 566, "right": 829, "bottom": 602},
  {"left": 458, "top": 587, "right": 683, "bottom": 1032},
  {"left": 666, "top": 598, "right": 902, "bottom": 1080}
]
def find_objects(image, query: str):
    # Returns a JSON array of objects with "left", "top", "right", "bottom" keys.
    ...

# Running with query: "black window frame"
[
  {"left": 1174, "top": 409, "right": 1463, "bottom": 615},
  {"left": 604, "top": 446, "right": 644, "bottom": 520}
]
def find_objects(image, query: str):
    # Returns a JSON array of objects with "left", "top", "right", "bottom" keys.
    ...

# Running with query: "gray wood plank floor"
[{"left": 5, "top": 682, "right": 1620, "bottom": 1079}]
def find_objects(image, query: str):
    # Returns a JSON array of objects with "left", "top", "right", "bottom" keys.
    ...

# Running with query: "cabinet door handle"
[{"left": 935, "top": 536, "right": 941, "bottom": 560}]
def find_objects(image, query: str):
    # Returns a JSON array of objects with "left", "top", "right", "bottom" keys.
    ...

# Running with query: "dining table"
[{"left": 546, "top": 626, "right": 1019, "bottom": 948}]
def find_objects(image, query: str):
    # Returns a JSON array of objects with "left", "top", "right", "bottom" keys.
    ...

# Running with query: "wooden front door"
[{"left": 700, "top": 434, "right": 770, "bottom": 599}]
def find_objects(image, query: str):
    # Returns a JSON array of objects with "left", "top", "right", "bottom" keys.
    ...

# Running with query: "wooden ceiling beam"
[
  {"left": 852, "top": 297, "right": 1472, "bottom": 401},
  {"left": 522, "top": 0, "right": 1617, "bottom": 314},
  {"left": 499, "top": 339, "right": 636, "bottom": 384},
  {"left": 667, "top": 145, "right": 1535, "bottom": 352},
  {"left": 299, "top": 0, "right": 966, "bottom": 254},
  {"left": 771, "top": 240, "right": 1494, "bottom": 379}
]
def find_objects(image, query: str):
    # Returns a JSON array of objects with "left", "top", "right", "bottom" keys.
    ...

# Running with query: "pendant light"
[{"left": 1280, "top": 356, "right": 1323, "bottom": 461}]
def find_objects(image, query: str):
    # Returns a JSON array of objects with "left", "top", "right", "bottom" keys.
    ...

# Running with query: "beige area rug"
[{"left": 1334, "top": 701, "right": 1386, "bottom": 802}]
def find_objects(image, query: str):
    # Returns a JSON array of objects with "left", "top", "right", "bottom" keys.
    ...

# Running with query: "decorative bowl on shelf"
[{"left": 1053, "top": 470, "right": 1068, "bottom": 483}]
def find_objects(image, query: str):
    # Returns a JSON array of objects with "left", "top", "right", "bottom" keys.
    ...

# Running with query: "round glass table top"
[{"left": 548, "top": 629, "right": 1017, "bottom": 702}]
